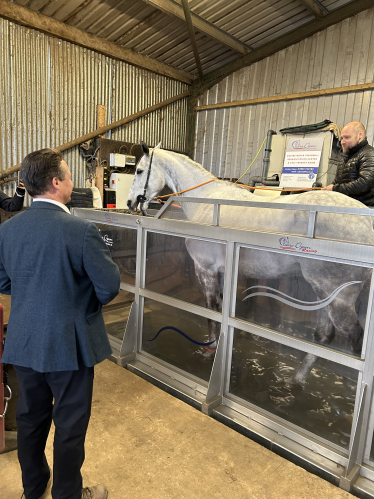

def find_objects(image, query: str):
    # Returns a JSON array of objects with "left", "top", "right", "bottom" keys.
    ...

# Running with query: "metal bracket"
[
  {"left": 340, "top": 463, "right": 361, "bottom": 492},
  {"left": 307, "top": 210, "right": 317, "bottom": 238},
  {"left": 212, "top": 203, "right": 220, "bottom": 226},
  {"left": 339, "top": 383, "right": 367, "bottom": 491},
  {"left": 155, "top": 197, "right": 173, "bottom": 219},
  {"left": 118, "top": 301, "right": 138, "bottom": 362},
  {"left": 202, "top": 332, "right": 225, "bottom": 415},
  {"left": 201, "top": 395, "right": 222, "bottom": 415}
]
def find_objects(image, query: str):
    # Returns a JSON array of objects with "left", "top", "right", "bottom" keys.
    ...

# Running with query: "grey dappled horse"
[{"left": 127, "top": 143, "right": 374, "bottom": 384}]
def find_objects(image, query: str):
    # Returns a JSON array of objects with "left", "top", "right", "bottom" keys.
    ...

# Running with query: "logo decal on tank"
[
  {"left": 242, "top": 281, "right": 362, "bottom": 311},
  {"left": 279, "top": 236, "right": 317, "bottom": 253},
  {"left": 102, "top": 234, "right": 113, "bottom": 247}
]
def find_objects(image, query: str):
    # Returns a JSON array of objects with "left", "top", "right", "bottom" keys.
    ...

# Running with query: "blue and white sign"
[{"left": 279, "top": 137, "right": 324, "bottom": 188}]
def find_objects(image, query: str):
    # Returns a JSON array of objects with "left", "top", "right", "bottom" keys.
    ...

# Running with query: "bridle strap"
[{"left": 137, "top": 150, "right": 154, "bottom": 204}]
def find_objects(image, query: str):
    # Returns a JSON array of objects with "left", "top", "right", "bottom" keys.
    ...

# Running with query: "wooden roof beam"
[
  {"left": 300, "top": 0, "right": 328, "bottom": 18},
  {"left": 141, "top": 0, "right": 251, "bottom": 55},
  {"left": 0, "top": 0, "right": 194, "bottom": 84},
  {"left": 181, "top": 0, "right": 203, "bottom": 78}
]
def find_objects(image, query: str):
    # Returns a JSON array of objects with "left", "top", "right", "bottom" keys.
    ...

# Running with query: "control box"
[
  {"left": 109, "top": 154, "right": 137, "bottom": 168},
  {"left": 109, "top": 173, "right": 135, "bottom": 209},
  {"left": 109, "top": 153, "right": 127, "bottom": 167}
]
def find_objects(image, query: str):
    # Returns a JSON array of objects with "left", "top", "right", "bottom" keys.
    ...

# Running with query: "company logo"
[
  {"left": 292, "top": 139, "right": 317, "bottom": 150},
  {"left": 102, "top": 234, "right": 113, "bottom": 247},
  {"left": 104, "top": 213, "right": 119, "bottom": 223},
  {"left": 279, "top": 236, "right": 317, "bottom": 253}
]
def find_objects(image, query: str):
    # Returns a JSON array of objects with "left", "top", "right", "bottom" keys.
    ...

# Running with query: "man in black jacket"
[
  {"left": 0, "top": 180, "right": 25, "bottom": 212},
  {"left": 322, "top": 121, "right": 374, "bottom": 206}
]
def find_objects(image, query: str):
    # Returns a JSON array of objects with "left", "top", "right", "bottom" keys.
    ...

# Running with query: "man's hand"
[
  {"left": 16, "top": 180, "right": 26, "bottom": 196},
  {"left": 322, "top": 184, "right": 333, "bottom": 191}
]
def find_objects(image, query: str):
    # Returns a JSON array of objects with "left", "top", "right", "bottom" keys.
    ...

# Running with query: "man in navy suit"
[{"left": 0, "top": 149, "right": 120, "bottom": 499}]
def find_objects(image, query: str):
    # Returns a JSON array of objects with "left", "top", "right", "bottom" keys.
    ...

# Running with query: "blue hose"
[{"left": 146, "top": 326, "right": 216, "bottom": 346}]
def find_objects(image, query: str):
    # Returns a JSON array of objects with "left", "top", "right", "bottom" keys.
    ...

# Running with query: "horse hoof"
[
  {"left": 284, "top": 376, "right": 305, "bottom": 389},
  {"left": 202, "top": 348, "right": 215, "bottom": 359}
]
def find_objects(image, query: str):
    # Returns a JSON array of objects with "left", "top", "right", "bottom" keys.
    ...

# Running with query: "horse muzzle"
[
  {"left": 127, "top": 199, "right": 137, "bottom": 211},
  {"left": 127, "top": 196, "right": 149, "bottom": 213}
]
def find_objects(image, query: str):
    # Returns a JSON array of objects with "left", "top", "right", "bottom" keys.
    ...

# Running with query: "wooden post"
[
  {"left": 185, "top": 94, "right": 197, "bottom": 159},
  {"left": 95, "top": 105, "right": 106, "bottom": 202}
]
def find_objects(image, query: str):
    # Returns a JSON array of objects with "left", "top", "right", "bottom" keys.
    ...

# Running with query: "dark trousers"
[{"left": 14, "top": 364, "right": 94, "bottom": 499}]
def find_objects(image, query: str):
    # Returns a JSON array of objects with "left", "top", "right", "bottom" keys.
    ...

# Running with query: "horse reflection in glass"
[{"left": 127, "top": 143, "right": 374, "bottom": 385}]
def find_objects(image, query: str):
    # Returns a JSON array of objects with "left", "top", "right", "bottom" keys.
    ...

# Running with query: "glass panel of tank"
[
  {"left": 159, "top": 199, "right": 374, "bottom": 245},
  {"left": 158, "top": 200, "right": 188, "bottom": 221},
  {"left": 367, "top": 425, "right": 374, "bottom": 462},
  {"left": 146, "top": 232, "right": 226, "bottom": 311},
  {"left": 95, "top": 223, "right": 137, "bottom": 286},
  {"left": 141, "top": 298, "right": 217, "bottom": 382},
  {"left": 159, "top": 201, "right": 223, "bottom": 226},
  {"left": 313, "top": 212, "right": 374, "bottom": 245},
  {"left": 159, "top": 201, "right": 310, "bottom": 236},
  {"left": 235, "top": 247, "right": 371, "bottom": 357},
  {"left": 230, "top": 328, "right": 358, "bottom": 449},
  {"left": 102, "top": 290, "right": 135, "bottom": 341}
]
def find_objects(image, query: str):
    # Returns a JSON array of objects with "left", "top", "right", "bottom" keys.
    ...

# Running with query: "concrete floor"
[{"left": 0, "top": 360, "right": 355, "bottom": 499}]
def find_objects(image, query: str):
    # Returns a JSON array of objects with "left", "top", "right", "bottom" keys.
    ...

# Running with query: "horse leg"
[
  {"left": 290, "top": 299, "right": 363, "bottom": 385},
  {"left": 288, "top": 308, "right": 335, "bottom": 385},
  {"left": 325, "top": 299, "right": 363, "bottom": 354},
  {"left": 305, "top": 278, "right": 365, "bottom": 355},
  {"left": 291, "top": 262, "right": 368, "bottom": 385},
  {"left": 193, "top": 261, "right": 221, "bottom": 356}
]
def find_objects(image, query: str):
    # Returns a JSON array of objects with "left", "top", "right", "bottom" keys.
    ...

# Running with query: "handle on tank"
[{"left": 0, "top": 384, "right": 11, "bottom": 418}]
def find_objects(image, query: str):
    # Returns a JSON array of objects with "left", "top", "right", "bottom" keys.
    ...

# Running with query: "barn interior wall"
[
  {"left": 195, "top": 7, "right": 374, "bottom": 183},
  {"left": 0, "top": 18, "right": 188, "bottom": 201}
]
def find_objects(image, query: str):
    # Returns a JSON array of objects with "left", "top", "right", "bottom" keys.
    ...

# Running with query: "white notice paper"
[{"left": 279, "top": 137, "right": 324, "bottom": 188}]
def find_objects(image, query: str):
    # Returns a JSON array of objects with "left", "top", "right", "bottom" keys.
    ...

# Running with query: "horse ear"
[
  {"left": 141, "top": 141, "right": 149, "bottom": 155},
  {"left": 155, "top": 142, "right": 162, "bottom": 149}
]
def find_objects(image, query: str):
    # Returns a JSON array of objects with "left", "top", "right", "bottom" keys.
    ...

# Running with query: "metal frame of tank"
[{"left": 73, "top": 199, "right": 374, "bottom": 497}]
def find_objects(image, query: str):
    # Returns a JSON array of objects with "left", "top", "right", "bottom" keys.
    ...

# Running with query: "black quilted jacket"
[
  {"left": 0, "top": 188, "right": 24, "bottom": 212},
  {"left": 332, "top": 138, "right": 374, "bottom": 206}
]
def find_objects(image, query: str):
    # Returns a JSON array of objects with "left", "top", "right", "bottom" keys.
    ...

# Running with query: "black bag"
[
  {"left": 279, "top": 119, "right": 332, "bottom": 134},
  {"left": 66, "top": 188, "right": 94, "bottom": 209}
]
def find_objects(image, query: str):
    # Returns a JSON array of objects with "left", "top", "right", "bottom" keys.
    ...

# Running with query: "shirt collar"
[
  {"left": 347, "top": 137, "right": 368, "bottom": 156},
  {"left": 32, "top": 198, "right": 71, "bottom": 214}
]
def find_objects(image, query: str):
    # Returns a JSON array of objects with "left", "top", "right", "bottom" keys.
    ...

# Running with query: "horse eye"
[{"left": 136, "top": 170, "right": 143, "bottom": 175}]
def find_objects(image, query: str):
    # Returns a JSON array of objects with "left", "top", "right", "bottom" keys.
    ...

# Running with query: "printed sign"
[{"left": 279, "top": 137, "right": 324, "bottom": 188}]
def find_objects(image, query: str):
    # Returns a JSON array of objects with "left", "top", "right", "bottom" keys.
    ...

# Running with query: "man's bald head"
[{"left": 340, "top": 121, "right": 366, "bottom": 153}]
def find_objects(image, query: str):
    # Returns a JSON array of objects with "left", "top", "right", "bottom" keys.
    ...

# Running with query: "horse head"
[{"left": 127, "top": 141, "right": 166, "bottom": 213}]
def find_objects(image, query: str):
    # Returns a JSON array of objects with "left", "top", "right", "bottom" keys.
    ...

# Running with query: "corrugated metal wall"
[
  {"left": 0, "top": 19, "right": 188, "bottom": 200},
  {"left": 195, "top": 7, "right": 374, "bottom": 183}
]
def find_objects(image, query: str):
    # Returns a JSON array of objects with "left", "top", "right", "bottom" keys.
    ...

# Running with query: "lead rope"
[
  {"left": 154, "top": 179, "right": 218, "bottom": 203},
  {"left": 154, "top": 179, "right": 322, "bottom": 204}
]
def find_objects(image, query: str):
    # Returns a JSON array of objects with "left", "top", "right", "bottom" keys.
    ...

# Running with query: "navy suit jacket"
[{"left": 0, "top": 201, "right": 121, "bottom": 372}]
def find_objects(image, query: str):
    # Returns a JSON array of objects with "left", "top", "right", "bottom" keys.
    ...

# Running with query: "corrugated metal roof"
[{"left": 11, "top": 0, "right": 355, "bottom": 78}]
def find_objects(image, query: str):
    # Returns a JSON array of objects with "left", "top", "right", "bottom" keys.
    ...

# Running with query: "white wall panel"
[{"left": 195, "top": 7, "right": 374, "bottom": 184}]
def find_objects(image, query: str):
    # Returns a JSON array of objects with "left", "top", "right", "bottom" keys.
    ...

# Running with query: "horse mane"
[
  {"left": 158, "top": 147, "right": 252, "bottom": 192},
  {"left": 158, "top": 148, "right": 216, "bottom": 179}
]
